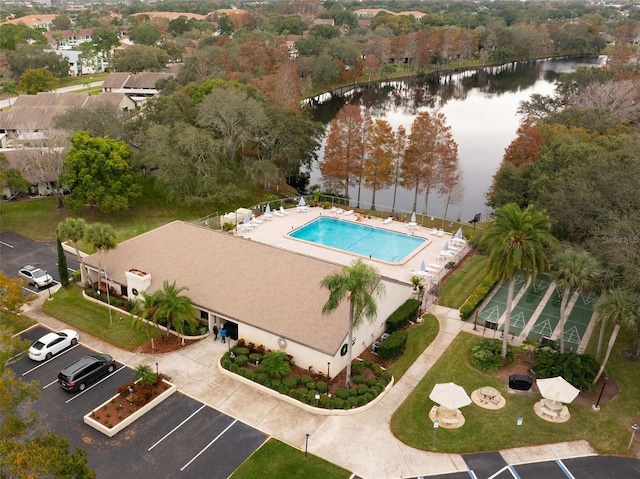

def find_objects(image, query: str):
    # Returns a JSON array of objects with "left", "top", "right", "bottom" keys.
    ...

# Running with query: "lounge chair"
[
  {"left": 274, "top": 209, "right": 285, "bottom": 217},
  {"left": 279, "top": 206, "right": 289, "bottom": 215},
  {"left": 428, "top": 263, "right": 442, "bottom": 271},
  {"left": 343, "top": 210, "right": 354, "bottom": 216},
  {"left": 382, "top": 217, "right": 393, "bottom": 224},
  {"left": 430, "top": 228, "right": 439, "bottom": 235},
  {"left": 250, "top": 216, "right": 263, "bottom": 224},
  {"left": 437, "top": 229, "right": 445, "bottom": 237},
  {"left": 296, "top": 205, "right": 309, "bottom": 213}
]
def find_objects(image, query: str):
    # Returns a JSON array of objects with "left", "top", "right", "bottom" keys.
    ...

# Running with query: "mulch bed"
[{"left": 138, "top": 334, "right": 201, "bottom": 354}]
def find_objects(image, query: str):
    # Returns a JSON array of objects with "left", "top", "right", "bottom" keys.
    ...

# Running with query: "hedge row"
[
  {"left": 221, "top": 353, "right": 392, "bottom": 410},
  {"left": 460, "top": 273, "right": 498, "bottom": 319},
  {"left": 386, "top": 299, "right": 421, "bottom": 332},
  {"left": 378, "top": 330, "right": 408, "bottom": 360}
]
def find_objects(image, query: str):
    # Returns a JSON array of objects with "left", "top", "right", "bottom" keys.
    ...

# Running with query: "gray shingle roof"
[{"left": 83, "top": 221, "right": 350, "bottom": 355}]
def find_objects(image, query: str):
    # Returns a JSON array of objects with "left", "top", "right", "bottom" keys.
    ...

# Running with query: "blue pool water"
[{"left": 289, "top": 217, "right": 426, "bottom": 263}]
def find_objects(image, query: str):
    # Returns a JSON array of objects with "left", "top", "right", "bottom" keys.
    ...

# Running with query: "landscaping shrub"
[
  {"left": 378, "top": 330, "right": 408, "bottom": 359},
  {"left": 348, "top": 396, "right": 359, "bottom": 407},
  {"left": 315, "top": 381, "right": 327, "bottom": 392},
  {"left": 365, "top": 378, "right": 378, "bottom": 387},
  {"left": 356, "top": 384, "right": 369, "bottom": 395},
  {"left": 300, "top": 374, "right": 313, "bottom": 385},
  {"left": 470, "top": 338, "right": 515, "bottom": 372},
  {"left": 221, "top": 358, "right": 232, "bottom": 369},
  {"left": 253, "top": 372, "right": 269, "bottom": 385},
  {"left": 460, "top": 273, "right": 498, "bottom": 319},
  {"left": 255, "top": 364, "right": 267, "bottom": 374},
  {"left": 238, "top": 367, "right": 252, "bottom": 379},
  {"left": 233, "top": 347, "right": 250, "bottom": 356},
  {"left": 249, "top": 353, "right": 262, "bottom": 364},
  {"left": 282, "top": 376, "right": 298, "bottom": 389},
  {"left": 386, "top": 299, "right": 421, "bottom": 332},
  {"left": 234, "top": 354, "right": 249, "bottom": 367},
  {"left": 352, "top": 375, "right": 364, "bottom": 385},
  {"left": 298, "top": 387, "right": 308, "bottom": 397},
  {"left": 532, "top": 349, "right": 598, "bottom": 391},
  {"left": 332, "top": 398, "right": 344, "bottom": 409},
  {"left": 261, "top": 350, "right": 291, "bottom": 379},
  {"left": 277, "top": 384, "right": 289, "bottom": 394},
  {"left": 334, "top": 388, "right": 350, "bottom": 400},
  {"left": 229, "top": 363, "right": 239, "bottom": 373},
  {"left": 357, "top": 396, "right": 368, "bottom": 406},
  {"left": 364, "top": 392, "right": 374, "bottom": 402},
  {"left": 351, "top": 361, "right": 364, "bottom": 376}
]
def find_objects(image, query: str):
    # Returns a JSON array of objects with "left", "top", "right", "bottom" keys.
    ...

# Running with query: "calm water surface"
[{"left": 307, "top": 56, "right": 607, "bottom": 221}]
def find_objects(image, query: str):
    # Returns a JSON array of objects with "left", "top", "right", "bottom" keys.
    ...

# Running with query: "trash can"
[{"left": 508, "top": 374, "right": 533, "bottom": 391}]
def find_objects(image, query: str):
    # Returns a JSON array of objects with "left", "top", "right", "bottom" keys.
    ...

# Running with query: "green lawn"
[
  {"left": 438, "top": 255, "right": 489, "bottom": 309},
  {"left": 0, "top": 310, "right": 36, "bottom": 334},
  {"left": 390, "top": 331, "right": 640, "bottom": 455},
  {"left": 387, "top": 314, "right": 439, "bottom": 381},
  {"left": 0, "top": 178, "right": 266, "bottom": 243},
  {"left": 42, "top": 285, "right": 155, "bottom": 351},
  {"left": 231, "top": 438, "right": 351, "bottom": 479}
]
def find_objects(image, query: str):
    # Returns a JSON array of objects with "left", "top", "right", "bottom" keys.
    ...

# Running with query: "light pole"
[
  {"left": 45, "top": 270, "right": 52, "bottom": 299},
  {"left": 629, "top": 424, "right": 638, "bottom": 450},
  {"left": 156, "top": 362, "right": 159, "bottom": 376},
  {"left": 327, "top": 362, "right": 331, "bottom": 395},
  {"left": 593, "top": 376, "right": 608, "bottom": 411},
  {"left": 305, "top": 433, "right": 309, "bottom": 458}
]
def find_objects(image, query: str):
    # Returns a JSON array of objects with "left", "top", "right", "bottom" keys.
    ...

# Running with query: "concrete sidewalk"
[{"left": 21, "top": 291, "right": 595, "bottom": 479}]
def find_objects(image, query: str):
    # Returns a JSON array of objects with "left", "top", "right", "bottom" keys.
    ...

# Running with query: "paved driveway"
[{"left": 9, "top": 326, "right": 267, "bottom": 478}]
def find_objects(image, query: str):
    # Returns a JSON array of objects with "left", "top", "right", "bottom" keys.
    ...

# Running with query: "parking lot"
[
  {"left": 10, "top": 326, "right": 267, "bottom": 478},
  {"left": 0, "top": 231, "right": 79, "bottom": 293},
  {"left": 407, "top": 452, "right": 640, "bottom": 479}
]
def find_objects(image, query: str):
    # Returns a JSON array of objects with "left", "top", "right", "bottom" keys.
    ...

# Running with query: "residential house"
[
  {"left": 2, "top": 14, "right": 57, "bottom": 30},
  {"left": 45, "top": 28, "right": 93, "bottom": 49},
  {"left": 56, "top": 49, "right": 105, "bottom": 76},
  {"left": 102, "top": 72, "right": 175, "bottom": 106},
  {"left": 82, "top": 220, "right": 409, "bottom": 375}
]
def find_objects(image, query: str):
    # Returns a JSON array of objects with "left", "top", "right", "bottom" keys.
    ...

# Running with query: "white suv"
[{"left": 19, "top": 265, "right": 53, "bottom": 289}]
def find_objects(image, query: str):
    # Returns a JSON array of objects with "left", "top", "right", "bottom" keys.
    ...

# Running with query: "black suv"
[{"left": 57, "top": 354, "right": 116, "bottom": 392}]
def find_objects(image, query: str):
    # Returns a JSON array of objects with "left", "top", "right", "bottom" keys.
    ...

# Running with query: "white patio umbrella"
[
  {"left": 536, "top": 376, "right": 580, "bottom": 408},
  {"left": 420, "top": 259, "right": 426, "bottom": 272},
  {"left": 265, "top": 204, "right": 272, "bottom": 214},
  {"left": 455, "top": 227, "right": 463, "bottom": 239},
  {"left": 429, "top": 382, "right": 472, "bottom": 411},
  {"left": 243, "top": 213, "right": 251, "bottom": 224},
  {"left": 298, "top": 196, "right": 306, "bottom": 207},
  {"left": 410, "top": 212, "right": 416, "bottom": 223},
  {"left": 442, "top": 241, "right": 449, "bottom": 252}
]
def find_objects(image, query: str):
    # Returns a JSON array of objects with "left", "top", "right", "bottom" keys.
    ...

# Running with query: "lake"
[{"left": 306, "top": 56, "right": 607, "bottom": 222}]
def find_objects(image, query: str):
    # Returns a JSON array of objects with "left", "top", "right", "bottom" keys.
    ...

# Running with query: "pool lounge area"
[{"left": 235, "top": 207, "right": 468, "bottom": 285}]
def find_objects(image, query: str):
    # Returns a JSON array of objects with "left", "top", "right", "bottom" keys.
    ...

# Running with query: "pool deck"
[{"left": 237, "top": 207, "right": 468, "bottom": 285}]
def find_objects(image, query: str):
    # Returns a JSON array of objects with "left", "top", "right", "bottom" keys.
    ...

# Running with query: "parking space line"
[
  {"left": 0, "top": 240, "right": 14, "bottom": 248},
  {"left": 507, "top": 465, "right": 522, "bottom": 479},
  {"left": 43, "top": 379, "right": 59, "bottom": 389},
  {"left": 556, "top": 460, "right": 575, "bottom": 479},
  {"left": 148, "top": 404, "right": 206, "bottom": 451},
  {"left": 65, "top": 365, "right": 126, "bottom": 403},
  {"left": 180, "top": 419, "right": 237, "bottom": 472},
  {"left": 22, "top": 344, "right": 81, "bottom": 376},
  {"left": 467, "top": 470, "right": 478, "bottom": 479}
]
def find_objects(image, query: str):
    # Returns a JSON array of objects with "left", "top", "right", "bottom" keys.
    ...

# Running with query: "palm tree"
[
  {"left": 131, "top": 290, "right": 162, "bottom": 336},
  {"left": 551, "top": 248, "right": 600, "bottom": 354},
  {"left": 155, "top": 280, "right": 196, "bottom": 341},
  {"left": 85, "top": 223, "right": 117, "bottom": 292},
  {"left": 320, "top": 259, "right": 385, "bottom": 388},
  {"left": 593, "top": 289, "right": 638, "bottom": 384},
  {"left": 57, "top": 218, "right": 87, "bottom": 284},
  {"left": 480, "top": 203, "right": 557, "bottom": 359}
]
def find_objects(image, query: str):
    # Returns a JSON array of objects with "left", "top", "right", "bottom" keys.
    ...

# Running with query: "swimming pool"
[{"left": 288, "top": 217, "right": 427, "bottom": 264}]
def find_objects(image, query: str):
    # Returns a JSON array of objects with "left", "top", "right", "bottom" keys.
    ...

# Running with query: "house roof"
[
  {"left": 0, "top": 93, "right": 133, "bottom": 131},
  {"left": 102, "top": 72, "right": 174, "bottom": 89},
  {"left": 2, "top": 148, "right": 60, "bottom": 183},
  {"left": 2, "top": 14, "right": 56, "bottom": 29},
  {"left": 83, "top": 221, "right": 351, "bottom": 355}
]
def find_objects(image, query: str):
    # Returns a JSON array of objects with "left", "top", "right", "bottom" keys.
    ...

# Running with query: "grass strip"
[
  {"left": 438, "top": 255, "right": 488, "bottom": 309},
  {"left": 388, "top": 314, "right": 439, "bottom": 381},
  {"left": 231, "top": 438, "right": 351, "bottom": 479},
  {"left": 42, "top": 285, "right": 155, "bottom": 351}
]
